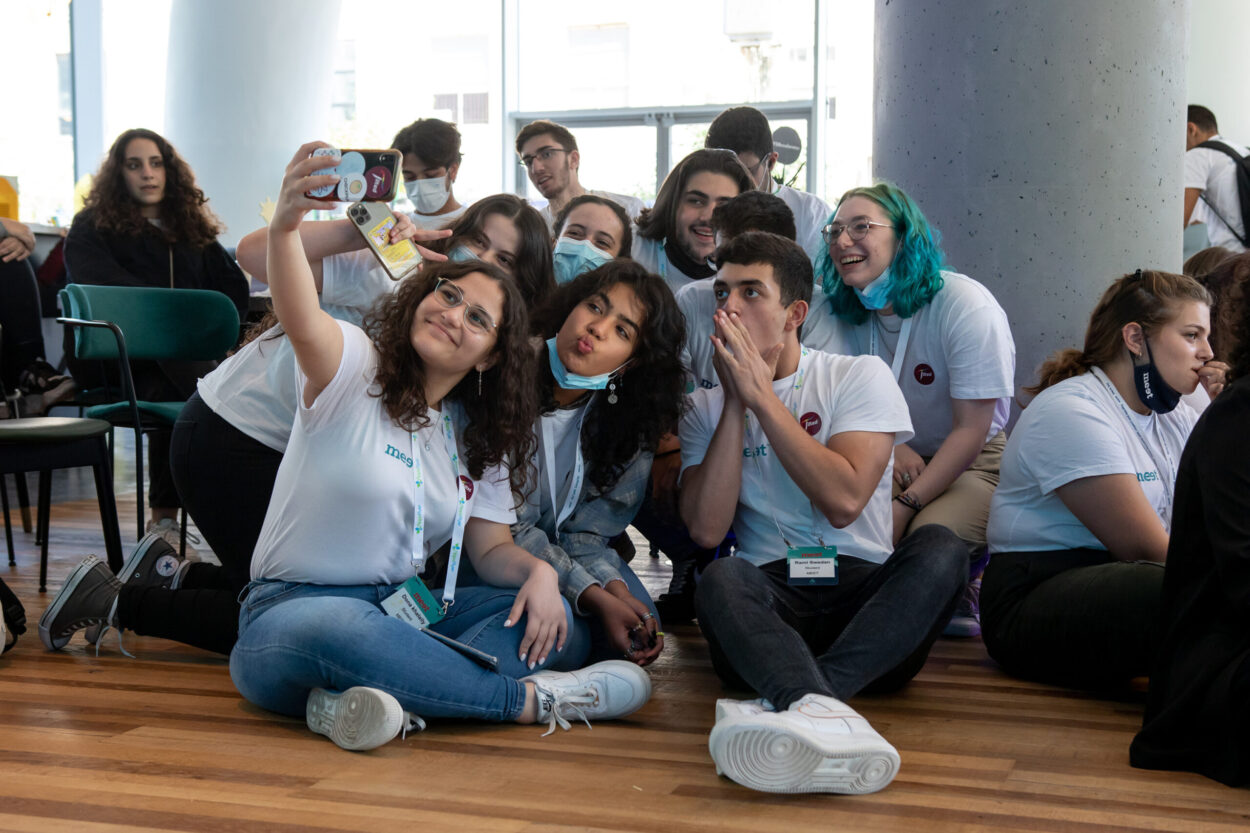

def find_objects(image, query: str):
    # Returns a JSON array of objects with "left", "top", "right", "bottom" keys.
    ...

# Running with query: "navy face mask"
[{"left": 1132, "top": 338, "right": 1182, "bottom": 414}]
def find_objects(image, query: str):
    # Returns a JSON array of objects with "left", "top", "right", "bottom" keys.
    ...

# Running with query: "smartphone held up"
[{"left": 307, "top": 147, "right": 401, "bottom": 203}]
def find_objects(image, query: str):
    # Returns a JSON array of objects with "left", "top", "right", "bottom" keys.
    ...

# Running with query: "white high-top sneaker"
[
  {"left": 708, "top": 693, "right": 900, "bottom": 794},
  {"left": 523, "top": 660, "right": 652, "bottom": 736}
]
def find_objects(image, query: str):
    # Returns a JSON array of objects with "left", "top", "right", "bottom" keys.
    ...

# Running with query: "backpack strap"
[{"left": 1194, "top": 141, "right": 1250, "bottom": 247}]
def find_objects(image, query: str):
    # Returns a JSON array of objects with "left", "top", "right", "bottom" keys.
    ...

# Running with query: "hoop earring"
[
  {"left": 477, "top": 370, "right": 483, "bottom": 397},
  {"left": 607, "top": 377, "right": 619, "bottom": 405}
]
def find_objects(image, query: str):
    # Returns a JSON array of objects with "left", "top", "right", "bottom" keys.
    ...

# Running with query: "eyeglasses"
[
  {"left": 433, "top": 278, "right": 497, "bottom": 335},
  {"left": 821, "top": 219, "right": 894, "bottom": 246},
  {"left": 519, "top": 146, "right": 567, "bottom": 169}
]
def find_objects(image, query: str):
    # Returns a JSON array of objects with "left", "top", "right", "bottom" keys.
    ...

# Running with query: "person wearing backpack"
[{"left": 1184, "top": 105, "right": 1250, "bottom": 254}]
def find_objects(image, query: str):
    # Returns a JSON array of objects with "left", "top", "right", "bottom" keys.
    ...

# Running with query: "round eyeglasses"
[
  {"left": 821, "top": 219, "right": 894, "bottom": 246},
  {"left": 433, "top": 277, "right": 497, "bottom": 335}
]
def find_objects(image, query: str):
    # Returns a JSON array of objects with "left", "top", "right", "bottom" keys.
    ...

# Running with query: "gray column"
[
  {"left": 164, "top": 0, "right": 342, "bottom": 247},
  {"left": 874, "top": 0, "right": 1189, "bottom": 402}
]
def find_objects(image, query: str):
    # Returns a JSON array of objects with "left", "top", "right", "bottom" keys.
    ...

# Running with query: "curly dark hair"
[
  {"left": 83, "top": 128, "right": 224, "bottom": 247},
  {"left": 1198, "top": 251, "right": 1250, "bottom": 383},
  {"left": 422, "top": 194, "right": 555, "bottom": 307},
  {"left": 530, "top": 260, "right": 687, "bottom": 493},
  {"left": 362, "top": 259, "right": 539, "bottom": 496}
]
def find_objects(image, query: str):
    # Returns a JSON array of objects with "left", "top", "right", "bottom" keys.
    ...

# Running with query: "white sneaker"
[
  {"left": 306, "top": 686, "right": 423, "bottom": 751},
  {"left": 145, "top": 518, "right": 203, "bottom": 562},
  {"left": 709, "top": 693, "right": 900, "bottom": 794},
  {"left": 523, "top": 660, "right": 652, "bottom": 736}
]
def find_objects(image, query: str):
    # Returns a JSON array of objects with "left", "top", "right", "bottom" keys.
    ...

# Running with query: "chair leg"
[
  {"left": 35, "top": 470, "right": 46, "bottom": 546},
  {"left": 92, "top": 437, "right": 124, "bottom": 574},
  {"left": 179, "top": 507, "right": 187, "bottom": 559},
  {"left": 37, "top": 469, "right": 52, "bottom": 593},
  {"left": 135, "top": 428, "right": 145, "bottom": 541},
  {"left": 14, "top": 470, "right": 32, "bottom": 534},
  {"left": 2, "top": 474, "right": 14, "bottom": 566}
]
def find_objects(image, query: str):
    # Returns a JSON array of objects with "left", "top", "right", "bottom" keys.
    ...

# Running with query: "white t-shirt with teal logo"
[
  {"left": 679, "top": 348, "right": 913, "bottom": 567},
  {"left": 987, "top": 370, "right": 1197, "bottom": 554}
]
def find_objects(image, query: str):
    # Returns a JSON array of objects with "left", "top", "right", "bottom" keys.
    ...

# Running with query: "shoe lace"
[
  {"left": 91, "top": 596, "right": 132, "bottom": 659},
  {"left": 535, "top": 684, "right": 595, "bottom": 737},
  {"left": 400, "top": 712, "right": 427, "bottom": 740}
]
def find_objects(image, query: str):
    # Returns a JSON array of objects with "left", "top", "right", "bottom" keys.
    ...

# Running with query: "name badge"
[
  {"left": 787, "top": 545, "right": 838, "bottom": 585},
  {"left": 381, "top": 576, "right": 445, "bottom": 629}
]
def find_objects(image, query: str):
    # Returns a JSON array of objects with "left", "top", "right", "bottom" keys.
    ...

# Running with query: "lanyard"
[
  {"left": 410, "top": 409, "right": 470, "bottom": 610},
  {"left": 742, "top": 348, "right": 826, "bottom": 548},
  {"left": 867, "top": 315, "right": 914, "bottom": 381},
  {"left": 1089, "top": 368, "right": 1176, "bottom": 522},
  {"left": 539, "top": 401, "right": 591, "bottom": 534}
]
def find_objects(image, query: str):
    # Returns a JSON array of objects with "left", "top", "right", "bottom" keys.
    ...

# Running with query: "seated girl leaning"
[
  {"left": 514, "top": 260, "right": 686, "bottom": 668},
  {"left": 227, "top": 143, "right": 651, "bottom": 750},
  {"left": 982, "top": 270, "right": 1221, "bottom": 690}
]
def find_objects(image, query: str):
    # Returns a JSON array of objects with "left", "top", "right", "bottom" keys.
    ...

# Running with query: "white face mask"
[{"left": 406, "top": 176, "right": 450, "bottom": 214}]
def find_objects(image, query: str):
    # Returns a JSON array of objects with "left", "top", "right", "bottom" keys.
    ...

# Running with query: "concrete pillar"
[
  {"left": 873, "top": 0, "right": 1189, "bottom": 401},
  {"left": 164, "top": 0, "right": 342, "bottom": 247},
  {"left": 1188, "top": 0, "right": 1250, "bottom": 142}
]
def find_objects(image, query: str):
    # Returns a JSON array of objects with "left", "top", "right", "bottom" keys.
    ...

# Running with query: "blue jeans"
[
  {"left": 229, "top": 580, "right": 575, "bottom": 720},
  {"left": 694, "top": 524, "right": 966, "bottom": 710}
]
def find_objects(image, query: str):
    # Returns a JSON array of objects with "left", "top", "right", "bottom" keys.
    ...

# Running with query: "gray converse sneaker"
[
  {"left": 523, "top": 660, "right": 652, "bottom": 736},
  {"left": 39, "top": 556, "right": 121, "bottom": 651},
  {"left": 709, "top": 693, "right": 900, "bottom": 794},
  {"left": 306, "top": 687, "right": 424, "bottom": 751},
  {"left": 85, "top": 532, "right": 187, "bottom": 646},
  {"left": 145, "top": 518, "right": 203, "bottom": 562}
]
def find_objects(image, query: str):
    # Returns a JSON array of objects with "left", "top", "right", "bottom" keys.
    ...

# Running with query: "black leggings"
[
  {"left": 116, "top": 392, "right": 283, "bottom": 654},
  {"left": 981, "top": 549, "right": 1166, "bottom": 690},
  {"left": 0, "top": 258, "right": 46, "bottom": 390}
]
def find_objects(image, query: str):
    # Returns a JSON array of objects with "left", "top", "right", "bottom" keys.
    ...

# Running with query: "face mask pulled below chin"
[
  {"left": 852, "top": 265, "right": 894, "bottom": 310},
  {"left": 553, "top": 237, "right": 613, "bottom": 284},
  {"left": 1132, "top": 339, "right": 1182, "bottom": 414},
  {"left": 406, "top": 176, "right": 450, "bottom": 214},
  {"left": 546, "top": 336, "right": 623, "bottom": 390}
]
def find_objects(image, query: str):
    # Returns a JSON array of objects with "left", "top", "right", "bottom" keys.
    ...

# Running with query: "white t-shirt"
[
  {"left": 409, "top": 205, "right": 467, "bottom": 231},
  {"left": 538, "top": 189, "right": 645, "bottom": 234},
  {"left": 536, "top": 401, "right": 591, "bottom": 520},
  {"left": 802, "top": 271, "right": 1015, "bottom": 456},
  {"left": 680, "top": 348, "right": 913, "bottom": 567},
  {"left": 987, "top": 370, "right": 1197, "bottom": 554},
  {"left": 775, "top": 183, "right": 833, "bottom": 261},
  {"left": 250, "top": 321, "right": 515, "bottom": 585},
  {"left": 1184, "top": 135, "right": 1249, "bottom": 253},
  {"left": 197, "top": 248, "right": 399, "bottom": 452}
]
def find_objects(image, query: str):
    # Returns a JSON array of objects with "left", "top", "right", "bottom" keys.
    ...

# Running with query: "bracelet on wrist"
[{"left": 894, "top": 492, "right": 924, "bottom": 513}]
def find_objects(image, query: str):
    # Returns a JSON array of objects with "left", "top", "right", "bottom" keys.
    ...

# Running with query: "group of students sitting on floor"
[{"left": 10, "top": 104, "right": 1250, "bottom": 795}]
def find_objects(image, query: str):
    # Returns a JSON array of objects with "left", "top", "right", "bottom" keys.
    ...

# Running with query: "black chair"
[{"left": 0, "top": 417, "right": 124, "bottom": 591}]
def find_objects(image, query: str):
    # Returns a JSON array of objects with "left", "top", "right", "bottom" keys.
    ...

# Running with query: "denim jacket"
[{"left": 512, "top": 449, "right": 652, "bottom": 614}]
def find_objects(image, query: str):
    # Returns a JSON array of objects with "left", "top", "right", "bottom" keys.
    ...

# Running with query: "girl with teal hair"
[{"left": 805, "top": 182, "right": 1016, "bottom": 637}]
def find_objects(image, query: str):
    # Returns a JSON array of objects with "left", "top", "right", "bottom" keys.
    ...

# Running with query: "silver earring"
[
  {"left": 477, "top": 370, "right": 483, "bottom": 396},
  {"left": 607, "top": 378, "right": 618, "bottom": 405}
]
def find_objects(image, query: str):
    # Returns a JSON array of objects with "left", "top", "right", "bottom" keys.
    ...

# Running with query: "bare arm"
[
  {"left": 679, "top": 394, "right": 746, "bottom": 548},
  {"left": 265, "top": 143, "right": 346, "bottom": 405},
  {"left": 1184, "top": 187, "right": 1202, "bottom": 226},
  {"left": 1055, "top": 474, "right": 1170, "bottom": 561},
  {"left": 0, "top": 217, "right": 36, "bottom": 252}
]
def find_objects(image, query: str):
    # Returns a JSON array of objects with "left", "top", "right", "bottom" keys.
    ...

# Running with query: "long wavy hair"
[
  {"left": 423, "top": 194, "right": 554, "bottom": 307},
  {"left": 814, "top": 181, "right": 946, "bottom": 324},
  {"left": 1196, "top": 252, "right": 1250, "bottom": 383},
  {"left": 635, "top": 149, "right": 754, "bottom": 242},
  {"left": 363, "top": 259, "right": 538, "bottom": 496},
  {"left": 1026, "top": 270, "right": 1212, "bottom": 396},
  {"left": 82, "top": 128, "right": 224, "bottom": 247},
  {"left": 529, "top": 260, "right": 687, "bottom": 493}
]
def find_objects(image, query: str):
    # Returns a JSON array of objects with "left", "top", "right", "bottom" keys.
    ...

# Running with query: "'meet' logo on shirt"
[
  {"left": 384, "top": 444, "right": 413, "bottom": 467},
  {"left": 1137, "top": 470, "right": 1159, "bottom": 482}
]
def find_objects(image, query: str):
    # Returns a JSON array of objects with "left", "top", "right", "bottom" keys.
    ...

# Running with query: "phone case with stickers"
[
  {"left": 307, "top": 147, "right": 401, "bottom": 202},
  {"left": 347, "top": 201, "right": 423, "bottom": 281}
]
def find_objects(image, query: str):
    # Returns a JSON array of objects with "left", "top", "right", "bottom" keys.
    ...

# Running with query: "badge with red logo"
[
  {"left": 799, "top": 411, "right": 822, "bottom": 435},
  {"left": 913, "top": 364, "right": 935, "bottom": 385},
  {"left": 459, "top": 475, "right": 475, "bottom": 500}
]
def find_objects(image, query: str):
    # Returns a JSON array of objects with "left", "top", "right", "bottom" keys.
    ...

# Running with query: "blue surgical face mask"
[
  {"left": 553, "top": 237, "right": 613, "bottom": 284},
  {"left": 449, "top": 245, "right": 478, "bottom": 263},
  {"left": 546, "top": 336, "right": 624, "bottom": 391},
  {"left": 853, "top": 265, "right": 894, "bottom": 310},
  {"left": 1132, "top": 338, "right": 1182, "bottom": 414}
]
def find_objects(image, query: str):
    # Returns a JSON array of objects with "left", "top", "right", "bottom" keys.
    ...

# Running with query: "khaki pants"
[{"left": 896, "top": 431, "right": 1005, "bottom": 557}]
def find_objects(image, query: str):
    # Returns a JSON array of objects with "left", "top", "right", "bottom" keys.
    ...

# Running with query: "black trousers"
[
  {"left": 0, "top": 259, "right": 46, "bottom": 390},
  {"left": 116, "top": 393, "right": 282, "bottom": 654}
]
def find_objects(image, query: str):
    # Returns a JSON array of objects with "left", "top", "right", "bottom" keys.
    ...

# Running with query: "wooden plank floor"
[{"left": 2, "top": 465, "right": 1248, "bottom": 832}]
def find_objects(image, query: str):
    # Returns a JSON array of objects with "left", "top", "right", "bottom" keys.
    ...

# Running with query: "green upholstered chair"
[
  {"left": 57, "top": 285, "right": 240, "bottom": 545},
  {"left": 0, "top": 417, "right": 123, "bottom": 591}
]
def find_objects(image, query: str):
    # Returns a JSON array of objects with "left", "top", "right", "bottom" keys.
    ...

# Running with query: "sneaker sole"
[
  {"left": 38, "top": 557, "right": 102, "bottom": 651},
  {"left": 709, "top": 718, "right": 900, "bottom": 795},
  {"left": 306, "top": 687, "right": 403, "bottom": 751}
]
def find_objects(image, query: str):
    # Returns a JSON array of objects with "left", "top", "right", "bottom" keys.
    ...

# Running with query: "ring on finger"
[
  {"left": 642, "top": 613, "right": 655, "bottom": 621},
  {"left": 902, "top": 473, "right": 912, "bottom": 484}
]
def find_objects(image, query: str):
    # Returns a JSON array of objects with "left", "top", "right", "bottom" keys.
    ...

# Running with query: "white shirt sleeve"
[
  {"left": 1183, "top": 147, "right": 1214, "bottom": 191},
  {"left": 470, "top": 461, "right": 518, "bottom": 525},
  {"left": 827, "top": 356, "right": 915, "bottom": 445},
  {"left": 1018, "top": 392, "right": 1138, "bottom": 495},
  {"left": 941, "top": 298, "right": 1016, "bottom": 400},
  {"left": 678, "top": 387, "right": 723, "bottom": 475},
  {"left": 294, "top": 321, "right": 376, "bottom": 434}
]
